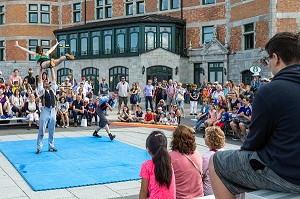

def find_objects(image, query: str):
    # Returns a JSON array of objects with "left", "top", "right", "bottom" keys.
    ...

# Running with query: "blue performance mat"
[{"left": 0, "top": 136, "right": 150, "bottom": 191}]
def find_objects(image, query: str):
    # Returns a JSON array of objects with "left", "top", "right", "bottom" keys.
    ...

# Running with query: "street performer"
[{"left": 93, "top": 92, "right": 117, "bottom": 141}]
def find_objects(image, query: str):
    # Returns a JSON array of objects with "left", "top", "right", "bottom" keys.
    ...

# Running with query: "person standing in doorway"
[
  {"left": 116, "top": 76, "right": 129, "bottom": 114},
  {"left": 36, "top": 66, "right": 58, "bottom": 154}
]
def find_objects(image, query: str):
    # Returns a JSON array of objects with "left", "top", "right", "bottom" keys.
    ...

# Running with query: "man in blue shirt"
[{"left": 93, "top": 92, "right": 118, "bottom": 141}]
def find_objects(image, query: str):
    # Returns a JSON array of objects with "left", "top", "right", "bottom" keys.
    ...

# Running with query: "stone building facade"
[{"left": 0, "top": 0, "right": 299, "bottom": 92}]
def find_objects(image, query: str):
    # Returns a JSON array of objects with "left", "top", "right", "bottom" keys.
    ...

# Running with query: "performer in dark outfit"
[
  {"left": 93, "top": 92, "right": 117, "bottom": 141},
  {"left": 15, "top": 40, "right": 75, "bottom": 68}
]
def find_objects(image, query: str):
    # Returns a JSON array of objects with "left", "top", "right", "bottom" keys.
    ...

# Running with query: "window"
[
  {"left": 57, "top": 68, "right": 73, "bottom": 85},
  {"left": 130, "top": 27, "right": 139, "bottom": 52},
  {"left": 175, "top": 27, "right": 183, "bottom": 54},
  {"left": 115, "top": 29, "right": 125, "bottom": 54},
  {"left": 0, "top": 6, "right": 5, "bottom": 25},
  {"left": 208, "top": 62, "right": 223, "bottom": 85},
  {"left": 109, "top": 66, "right": 129, "bottom": 92},
  {"left": 203, "top": 0, "right": 215, "bottom": 5},
  {"left": 80, "top": 32, "right": 88, "bottom": 55},
  {"left": 40, "top": 5, "right": 50, "bottom": 23},
  {"left": 29, "top": 4, "right": 50, "bottom": 24},
  {"left": 28, "top": 39, "right": 50, "bottom": 61},
  {"left": 160, "top": 0, "right": 168, "bottom": 10},
  {"left": 244, "top": 23, "right": 254, "bottom": 50},
  {"left": 160, "top": 27, "right": 171, "bottom": 50},
  {"left": 58, "top": 35, "right": 67, "bottom": 56},
  {"left": 96, "top": 0, "right": 112, "bottom": 19},
  {"left": 82, "top": 67, "right": 100, "bottom": 95},
  {"left": 125, "top": 0, "right": 133, "bottom": 16},
  {"left": 73, "top": 3, "right": 81, "bottom": 23},
  {"left": 171, "top": 0, "right": 179, "bottom": 9},
  {"left": 137, "top": 1, "right": 144, "bottom": 14},
  {"left": 145, "top": 27, "right": 157, "bottom": 51},
  {"left": 104, "top": 30, "right": 112, "bottom": 54},
  {"left": 29, "top": 4, "right": 38, "bottom": 23},
  {"left": 0, "top": 41, "right": 4, "bottom": 61},
  {"left": 69, "top": 34, "right": 77, "bottom": 56},
  {"left": 194, "top": 63, "right": 205, "bottom": 84},
  {"left": 92, "top": 31, "right": 100, "bottom": 55},
  {"left": 202, "top": 26, "right": 214, "bottom": 44}
]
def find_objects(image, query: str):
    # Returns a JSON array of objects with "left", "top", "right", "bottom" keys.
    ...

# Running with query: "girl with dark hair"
[
  {"left": 139, "top": 131, "right": 175, "bottom": 199},
  {"left": 15, "top": 40, "right": 74, "bottom": 69},
  {"left": 11, "top": 89, "right": 24, "bottom": 117}
]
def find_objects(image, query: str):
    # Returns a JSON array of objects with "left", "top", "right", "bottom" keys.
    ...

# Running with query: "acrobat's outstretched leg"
[{"left": 41, "top": 54, "right": 75, "bottom": 69}]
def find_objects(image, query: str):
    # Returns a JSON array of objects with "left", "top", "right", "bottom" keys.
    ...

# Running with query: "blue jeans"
[
  {"left": 37, "top": 107, "right": 56, "bottom": 150},
  {"left": 73, "top": 109, "right": 88, "bottom": 123},
  {"left": 195, "top": 116, "right": 208, "bottom": 128},
  {"left": 145, "top": 96, "right": 153, "bottom": 111}
]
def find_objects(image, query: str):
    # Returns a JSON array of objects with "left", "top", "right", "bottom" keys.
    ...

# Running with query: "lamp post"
[{"left": 58, "top": 44, "right": 70, "bottom": 77}]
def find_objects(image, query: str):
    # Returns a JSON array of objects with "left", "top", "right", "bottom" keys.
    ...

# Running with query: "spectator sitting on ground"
[
  {"left": 23, "top": 89, "right": 33, "bottom": 102},
  {"left": 243, "top": 84, "right": 254, "bottom": 101},
  {"left": 60, "top": 77, "right": 73, "bottom": 93},
  {"left": 142, "top": 108, "right": 154, "bottom": 124},
  {"left": 3, "top": 84, "right": 12, "bottom": 99},
  {"left": 133, "top": 105, "right": 144, "bottom": 122},
  {"left": 157, "top": 112, "right": 168, "bottom": 125},
  {"left": 86, "top": 98, "right": 97, "bottom": 125},
  {"left": 171, "top": 104, "right": 181, "bottom": 124},
  {"left": 193, "top": 99, "right": 210, "bottom": 130},
  {"left": 0, "top": 88, "right": 13, "bottom": 119},
  {"left": 153, "top": 106, "right": 163, "bottom": 123},
  {"left": 227, "top": 91, "right": 240, "bottom": 112},
  {"left": 72, "top": 94, "right": 88, "bottom": 127},
  {"left": 217, "top": 95, "right": 226, "bottom": 107},
  {"left": 215, "top": 106, "right": 230, "bottom": 129},
  {"left": 57, "top": 96, "right": 69, "bottom": 128},
  {"left": 166, "top": 111, "right": 178, "bottom": 126},
  {"left": 118, "top": 105, "right": 132, "bottom": 122},
  {"left": 230, "top": 106, "right": 238, "bottom": 119},
  {"left": 21, "top": 77, "right": 32, "bottom": 97},
  {"left": 204, "top": 104, "right": 217, "bottom": 127},
  {"left": 169, "top": 125, "right": 204, "bottom": 198},
  {"left": 212, "top": 105, "right": 222, "bottom": 127},
  {"left": 24, "top": 94, "right": 39, "bottom": 130},
  {"left": 230, "top": 97, "right": 252, "bottom": 141},
  {"left": 11, "top": 89, "right": 24, "bottom": 117},
  {"left": 202, "top": 126, "right": 225, "bottom": 196}
]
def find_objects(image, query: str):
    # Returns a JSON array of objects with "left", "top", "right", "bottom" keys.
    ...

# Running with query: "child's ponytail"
[{"left": 146, "top": 131, "right": 172, "bottom": 188}]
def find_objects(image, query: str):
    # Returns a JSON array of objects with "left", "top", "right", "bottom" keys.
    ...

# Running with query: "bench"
[
  {"left": 245, "top": 190, "right": 300, "bottom": 199},
  {"left": 0, "top": 117, "right": 29, "bottom": 125}
]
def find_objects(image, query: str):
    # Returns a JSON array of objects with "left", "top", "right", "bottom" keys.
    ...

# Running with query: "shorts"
[
  {"left": 216, "top": 122, "right": 225, "bottom": 129},
  {"left": 118, "top": 96, "right": 128, "bottom": 106},
  {"left": 213, "top": 150, "right": 300, "bottom": 195},
  {"left": 166, "top": 96, "right": 175, "bottom": 106}
]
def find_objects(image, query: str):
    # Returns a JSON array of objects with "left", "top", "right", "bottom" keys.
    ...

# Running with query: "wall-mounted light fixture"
[
  {"left": 224, "top": 68, "right": 227, "bottom": 75},
  {"left": 142, "top": 65, "right": 145, "bottom": 75},
  {"left": 175, "top": 66, "right": 179, "bottom": 75}
]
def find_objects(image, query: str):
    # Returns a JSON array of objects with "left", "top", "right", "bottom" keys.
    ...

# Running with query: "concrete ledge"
[
  {"left": 245, "top": 190, "right": 300, "bottom": 199},
  {"left": 0, "top": 117, "right": 29, "bottom": 125}
]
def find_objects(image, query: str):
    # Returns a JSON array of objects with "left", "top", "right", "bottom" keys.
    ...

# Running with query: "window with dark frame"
[
  {"left": 0, "top": 6, "right": 4, "bottom": 25},
  {"left": 137, "top": 1, "right": 144, "bottom": 14},
  {"left": 244, "top": 23, "right": 254, "bottom": 50},
  {"left": 96, "top": 0, "right": 112, "bottom": 19},
  {"left": 29, "top": 39, "right": 38, "bottom": 61},
  {"left": 202, "top": 0, "right": 215, "bottom": 5},
  {"left": 160, "top": 0, "right": 168, "bottom": 11},
  {"left": 40, "top": 5, "right": 50, "bottom": 23},
  {"left": 29, "top": 4, "right": 38, "bottom": 23},
  {"left": 28, "top": 4, "right": 50, "bottom": 24},
  {"left": 73, "top": 3, "right": 81, "bottom": 23},
  {"left": 0, "top": 41, "right": 4, "bottom": 61},
  {"left": 125, "top": 0, "right": 144, "bottom": 15},
  {"left": 171, "top": 0, "right": 179, "bottom": 9},
  {"left": 202, "top": 26, "right": 214, "bottom": 44}
]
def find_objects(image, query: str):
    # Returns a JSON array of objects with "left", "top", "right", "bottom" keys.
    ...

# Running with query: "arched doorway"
[
  {"left": 109, "top": 66, "right": 129, "bottom": 92},
  {"left": 242, "top": 70, "right": 252, "bottom": 85},
  {"left": 146, "top": 66, "right": 172, "bottom": 82},
  {"left": 82, "top": 67, "right": 99, "bottom": 96},
  {"left": 57, "top": 68, "right": 73, "bottom": 85}
]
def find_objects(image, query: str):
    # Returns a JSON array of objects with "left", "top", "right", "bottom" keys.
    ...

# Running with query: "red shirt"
[{"left": 144, "top": 113, "right": 154, "bottom": 121}]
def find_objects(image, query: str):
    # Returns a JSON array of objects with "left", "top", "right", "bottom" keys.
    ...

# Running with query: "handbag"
[
  {"left": 183, "top": 154, "right": 203, "bottom": 177},
  {"left": 81, "top": 118, "right": 87, "bottom": 127}
]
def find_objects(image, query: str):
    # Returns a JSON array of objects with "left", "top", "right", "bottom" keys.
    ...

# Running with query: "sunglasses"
[{"left": 261, "top": 56, "right": 270, "bottom": 67}]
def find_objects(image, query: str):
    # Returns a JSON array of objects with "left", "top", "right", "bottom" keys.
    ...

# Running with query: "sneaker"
[
  {"left": 109, "top": 134, "right": 116, "bottom": 141},
  {"left": 48, "top": 148, "right": 58, "bottom": 152},
  {"left": 27, "top": 126, "right": 31, "bottom": 130},
  {"left": 65, "top": 53, "right": 75, "bottom": 60},
  {"left": 93, "top": 130, "right": 102, "bottom": 138},
  {"left": 49, "top": 58, "right": 55, "bottom": 68},
  {"left": 87, "top": 122, "right": 91, "bottom": 126},
  {"left": 7, "top": 114, "right": 13, "bottom": 119},
  {"left": 190, "top": 113, "right": 193, "bottom": 116},
  {"left": 65, "top": 125, "right": 69, "bottom": 128},
  {"left": 1, "top": 115, "right": 6, "bottom": 119},
  {"left": 36, "top": 149, "right": 41, "bottom": 154},
  {"left": 74, "top": 123, "right": 77, "bottom": 127},
  {"left": 232, "top": 135, "right": 241, "bottom": 141}
]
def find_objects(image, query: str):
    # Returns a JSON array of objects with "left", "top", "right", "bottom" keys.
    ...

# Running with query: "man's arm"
[
  {"left": 241, "top": 94, "right": 274, "bottom": 151},
  {"left": 38, "top": 67, "right": 43, "bottom": 84},
  {"left": 50, "top": 67, "right": 56, "bottom": 84}
]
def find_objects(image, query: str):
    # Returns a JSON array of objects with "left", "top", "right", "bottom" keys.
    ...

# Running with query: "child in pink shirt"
[
  {"left": 202, "top": 126, "right": 225, "bottom": 196},
  {"left": 139, "top": 131, "right": 176, "bottom": 199}
]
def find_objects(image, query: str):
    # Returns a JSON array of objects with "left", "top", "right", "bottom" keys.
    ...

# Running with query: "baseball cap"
[
  {"left": 157, "top": 107, "right": 162, "bottom": 110},
  {"left": 252, "top": 72, "right": 260, "bottom": 77},
  {"left": 147, "top": 108, "right": 152, "bottom": 111}
]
